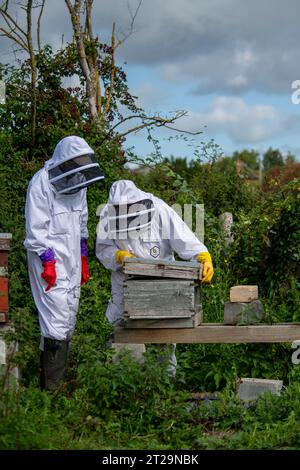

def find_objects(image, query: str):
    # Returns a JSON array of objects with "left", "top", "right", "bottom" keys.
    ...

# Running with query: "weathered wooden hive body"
[{"left": 123, "top": 258, "right": 202, "bottom": 328}]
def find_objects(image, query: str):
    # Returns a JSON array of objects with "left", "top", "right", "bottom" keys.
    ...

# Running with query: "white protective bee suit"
[
  {"left": 24, "top": 136, "right": 103, "bottom": 343},
  {"left": 96, "top": 180, "right": 208, "bottom": 375}
]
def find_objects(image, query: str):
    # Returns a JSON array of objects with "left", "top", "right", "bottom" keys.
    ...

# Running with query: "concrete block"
[
  {"left": 224, "top": 300, "right": 264, "bottom": 325},
  {"left": 0, "top": 338, "right": 6, "bottom": 364},
  {"left": 112, "top": 343, "right": 146, "bottom": 364},
  {"left": 237, "top": 378, "right": 283, "bottom": 402},
  {"left": 0, "top": 324, "right": 19, "bottom": 385},
  {"left": 230, "top": 285, "right": 258, "bottom": 303}
]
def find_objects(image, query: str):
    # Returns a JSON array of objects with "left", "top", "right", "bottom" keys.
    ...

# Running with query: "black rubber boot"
[
  {"left": 39, "top": 351, "right": 45, "bottom": 390},
  {"left": 43, "top": 338, "right": 68, "bottom": 391}
]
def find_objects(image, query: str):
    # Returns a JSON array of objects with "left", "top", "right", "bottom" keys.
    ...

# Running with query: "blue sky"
[
  {"left": 1, "top": 0, "right": 300, "bottom": 161},
  {"left": 124, "top": 63, "right": 300, "bottom": 161}
]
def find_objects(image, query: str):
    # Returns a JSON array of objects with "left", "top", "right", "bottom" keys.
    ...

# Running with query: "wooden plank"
[
  {"left": 124, "top": 257, "right": 202, "bottom": 280},
  {"left": 124, "top": 279, "right": 196, "bottom": 318},
  {"left": 125, "top": 317, "right": 196, "bottom": 328},
  {"left": 124, "top": 311, "right": 202, "bottom": 329},
  {"left": 114, "top": 323, "right": 300, "bottom": 344}
]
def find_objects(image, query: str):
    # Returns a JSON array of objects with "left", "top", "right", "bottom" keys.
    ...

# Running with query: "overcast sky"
[{"left": 1, "top": 0, "right": 300, "bottom": 160}]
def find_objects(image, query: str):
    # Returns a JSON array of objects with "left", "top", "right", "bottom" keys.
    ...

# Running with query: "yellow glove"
[
  {"left": 115, "top": 250, "right": 135, "bottom": 265},
  {"left": 197, "top": 252, "right": 214, "bottom": 283}
]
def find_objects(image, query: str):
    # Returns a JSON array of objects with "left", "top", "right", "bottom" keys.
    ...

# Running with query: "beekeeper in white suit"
[
  {"left": 24, "top": 136, "right": 104, "bottom": 390},
  {"left": 96, "top": 180, "right": 214, "bottom": 376}
]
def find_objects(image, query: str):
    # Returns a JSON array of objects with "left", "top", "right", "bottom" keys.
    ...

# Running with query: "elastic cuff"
[
  {"left": 39, "top": 248, "right": 55, "bottom": 263},
  {"left": 197, "top": 251, "right": 212, "bottom": 263},
  {"left": 80, "top": 238, "right": 88, "bottom": 257}
]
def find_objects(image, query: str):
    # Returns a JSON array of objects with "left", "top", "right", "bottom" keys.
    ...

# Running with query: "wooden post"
[{"left": 219, "top": 212, "right": 234, "bottom": 245}]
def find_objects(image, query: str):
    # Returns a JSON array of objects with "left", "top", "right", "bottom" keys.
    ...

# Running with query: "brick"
[
  {"left": 0, "top": 278, "right": 8, "bottom": 312},
  {"left": 112, "top": 343, "right": 146, "bottom": 364},
  {"left": 0, "top": 251, "right": 8, "bottom": 268},
  {"left": 237, "top": 378, "right": 283, "bottom": 402},
  {"left": 230, "top": 285, "right": 258, "bottom": 303},
  {"left": 224, "top": 300, "right": 264, "bottom": 325}
]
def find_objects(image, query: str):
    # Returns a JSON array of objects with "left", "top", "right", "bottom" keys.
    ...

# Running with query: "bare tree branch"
[
  {"left": 162, "top": 125, "right": 203, "bottom": 135},
  {"left": 84, "top": 0, "right": 102, "bottom": 114},
  {"left": 0, "top": 2, "right": 29, "bottom": 50},
  {"left": 65, "top": 0, "right": 98, "bottom": 120},
  {"left": 84, "top": 0, "right": 93, "bottom": 37},
  {"left": 110, "top": 111, "right": 188, "bottom": 132},
  {"left": 0, "top": 26, "right": 28, "bottom": 50},
  {"left": 115, "top": 0, "right": 142, "bottom": 49},
  {"left": 0, "top": 1, "right": 28, "bottom": 36},
  {"left": 99, "top": 111, "right": 202, "bottom": 145},
  {"left": 104, "top": 22, "right": 115, "bottom": 115},
  {"left": 0, "top": 1, "right": 38, "bottom": 150},
  {"left": 37, "top": 0, "right": 45, "bottom": 52}
]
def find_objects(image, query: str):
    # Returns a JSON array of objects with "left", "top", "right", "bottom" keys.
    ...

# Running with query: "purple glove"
[
  {"left": 39, "top": 248, "right": 55, "bottom": 263},
  {"left": 39, "top": 248, "right": 56, "bottom": 291},
  {"left": 80, "top": 238, "right": 88, "bottom": 257}
]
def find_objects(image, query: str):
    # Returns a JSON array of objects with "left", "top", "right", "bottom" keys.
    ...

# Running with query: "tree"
[
  {"left": 0, "top": 0, "right": 45, "bottom": 152},
  {"left": 1, "top": 0, "right": 199, "bottom": 155},
  {"left": 263, "top": 147, "right": 284, "bottom": 172},
  {"left": 285, "top": 152, "right": 296, "bottom": 165},
  {"left": 232, "top": 149, "right": 260, "bottom": 171}
]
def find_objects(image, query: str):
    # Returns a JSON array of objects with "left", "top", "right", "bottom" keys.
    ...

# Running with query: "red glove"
[
  {"left": 41, "top": 260, "right": 56, "bottom": 292},
  {"left": 81, "top": 256, "right": 90, "bottom": 285}
]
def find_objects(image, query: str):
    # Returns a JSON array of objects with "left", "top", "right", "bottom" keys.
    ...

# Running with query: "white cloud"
[
  {"left": 135, "top": 82, "right": 167, "bottom": 108},
  {"left": 177, "top": 97, "right": 282, "bottom": 144},
  {"left": 1, "top": 0, "right": 300, "bottom": 95}
]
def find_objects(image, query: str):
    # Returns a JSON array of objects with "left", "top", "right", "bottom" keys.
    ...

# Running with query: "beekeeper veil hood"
[
  {"left": 46, "top": 136, "right": 104, "bottom": 194},
  {"left": 107, "top": 180, "right": 155, "bottom": 235}
]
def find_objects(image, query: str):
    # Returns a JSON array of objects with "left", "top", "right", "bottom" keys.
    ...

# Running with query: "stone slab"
[
  {"left": 112, "top": 343, "right": 146, "bottom": 364},
  {"left": 224, "top": 300, "right": 264, "bottom": 325},
  {"left": 237, "top": 378, "right": 283, "bottom": 402}
]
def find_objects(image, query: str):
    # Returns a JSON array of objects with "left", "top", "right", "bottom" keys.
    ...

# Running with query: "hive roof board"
[{"left": 123, "top": 257, "right": 202, "bottom": 280}]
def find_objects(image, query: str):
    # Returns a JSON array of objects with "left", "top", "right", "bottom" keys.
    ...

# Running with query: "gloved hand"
[
  {"left": 197, "top": 252, "right": 214, "bottom": 284},
  {"left": 115, "top": 250, "right": 135, "bottom": 265},
  {"left": 41, "top": 260, "right": 56, "bottom": 291},
  {"left": 81, "top": 255, "right": 90, "bottom": 285}
]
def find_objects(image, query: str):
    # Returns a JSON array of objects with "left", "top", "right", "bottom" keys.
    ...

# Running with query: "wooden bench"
[{"left": 115, "top": 323, "right": 300, "bottom": 344}]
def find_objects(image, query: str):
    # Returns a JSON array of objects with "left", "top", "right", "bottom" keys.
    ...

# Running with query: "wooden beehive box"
[{"left": 123, "top": 258, "right": 202, "bottom": 328}]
